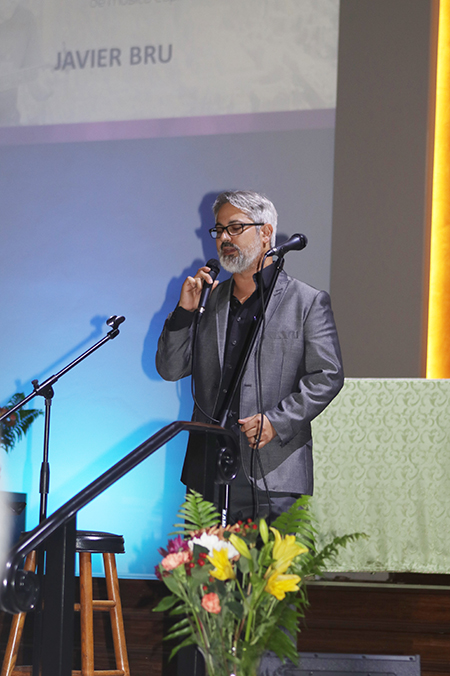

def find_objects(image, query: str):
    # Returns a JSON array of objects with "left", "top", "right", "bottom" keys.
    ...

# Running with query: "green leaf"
[
  {"left": 250, "top": 547, "right": 259, "bottom": 569},
  {"left": 170, "top": 605, "right": 189, "bottom": 616},
  {"left": 192, "top": 543, "right": 209, "bottom": 558},
  {"left": 224, "top": 599, "right": 244, "bottom": 620},
  {"left": 161, "top": 574, "right": 184, "bottom": 596},
  {"left": 190, "top": 566, "right": 211, "bottom": 584},
  {"left": 152, "top": 594, "right": 179, "bottom": 613},
  {"left": 167, "top": 635, "right": 197, "bottom": 661},
  {"left": 171, "top": 490, "right": 220, "bottom": 536},
  {"left": 266, "top": 626, "right": 299, "bottom": 664},
  {"left": 257, "top": 541, "right": 274, "bottom": 569},
  {"left": 276, "top": 604, "right": 299, "bottom": 638},
  {"left": 236, "top": 554, "right": 251, "bottom": 575},
  {"left": 249, "top": 575, "right": 266, "bottom": 597},
  {"left": 165, "top": 625, "right": 193, "bottom": 642},
  {"left": 167, "top": 616, "right": 191, "bottom": 632}
]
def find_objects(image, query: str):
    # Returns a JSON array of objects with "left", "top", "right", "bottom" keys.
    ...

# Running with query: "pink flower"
[
  {"left": 158, "top": 535, "right": 190, "bottom": 558},
  {"left": 201, "top": 592, "right": 221, "bottom": 614},
  {"left": 161, "top": 550, "right": 191, "bottom": 571}
]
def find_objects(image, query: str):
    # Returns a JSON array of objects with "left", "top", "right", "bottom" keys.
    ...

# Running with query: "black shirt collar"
[{"left": 230, "top": 262, "right": 276, "bottom": 303}]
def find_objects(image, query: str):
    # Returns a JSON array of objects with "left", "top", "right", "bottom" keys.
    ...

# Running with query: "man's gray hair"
[{"left": 212, "top": 190, "right": 277, "bottom": 247}]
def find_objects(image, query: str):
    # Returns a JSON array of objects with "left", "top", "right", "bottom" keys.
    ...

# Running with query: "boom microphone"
[
  {"left": 266, "top": 233, "right": 308, "bottom": 258},
  {"left": 198, "top": 258, "right": 220, "bottom": 319}
]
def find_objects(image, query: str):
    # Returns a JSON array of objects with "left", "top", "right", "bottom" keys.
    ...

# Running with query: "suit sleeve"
[
  {"left": 155, "top": 312, "right": 194, "bottom": 382},
  {"left": 264, "top": 290, "right": 344, "bottom": 446}
]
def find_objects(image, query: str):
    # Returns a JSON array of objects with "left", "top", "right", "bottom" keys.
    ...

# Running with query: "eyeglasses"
[{"left": 208, "top": 222, "right": 264, "bottom": 239}]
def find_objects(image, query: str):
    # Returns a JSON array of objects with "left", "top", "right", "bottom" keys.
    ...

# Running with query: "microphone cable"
[
  {"left": 191, "top": 302, "right": 220, "bottom": 425},
  {"left": 188, "top": 253, "right": 278, "bottom": 523},
  {"left": 250, "top": 253, "right": 274, "bottom": 523}
]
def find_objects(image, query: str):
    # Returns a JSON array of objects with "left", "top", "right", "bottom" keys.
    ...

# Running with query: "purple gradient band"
[{"left": 0, "top": 108, "right": 335, "bottom": 146}]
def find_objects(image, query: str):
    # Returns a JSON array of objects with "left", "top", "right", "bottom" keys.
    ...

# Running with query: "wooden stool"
[{"left": 1, "top": 531, "right": 130, "bottom": 676}]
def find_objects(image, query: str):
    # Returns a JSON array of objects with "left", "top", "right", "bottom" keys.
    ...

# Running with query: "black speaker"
[
  {"left": 260, "top": 652, "right": 421, "bottom": 676},
  {"left": 177, "top": 650, "right": 421, "bottom": 676}
]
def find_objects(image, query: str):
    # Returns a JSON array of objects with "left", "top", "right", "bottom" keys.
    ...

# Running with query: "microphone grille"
[{"left": 206, "top": 258, "right": 220, "bottom": 275}]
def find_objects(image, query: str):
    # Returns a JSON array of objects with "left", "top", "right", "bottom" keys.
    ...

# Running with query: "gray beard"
[{"left": 218, "top": 238, "right": 263, "bottom": 274}]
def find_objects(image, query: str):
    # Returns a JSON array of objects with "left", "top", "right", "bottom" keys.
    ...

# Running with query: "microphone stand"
[
  {"left": 0, "top": 315, "right": 125, "bottom": 523},
  {"left": 0, "top": 314, "right": 125, "bottom": 676},
  {"left": 212, "top": 255, "right": 286, "bottom": 526}
]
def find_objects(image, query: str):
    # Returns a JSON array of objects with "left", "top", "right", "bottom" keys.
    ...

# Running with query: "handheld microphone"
[
  {"left": 198, "top": 258, "right": 220, "bottom": 319},
  {"left": 266, "top": 233, "right": 308, "bottom": 258}
]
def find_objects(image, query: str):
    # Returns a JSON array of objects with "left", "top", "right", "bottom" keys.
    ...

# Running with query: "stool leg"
[
  {"left": 1, "top": 550, "right": 36, "bottom": 676},
  {"left": 79, "top": 552, "right": 95, "bottom": 676},
  {"left": 103, "top": 553, "right": 130, "bottom": 676}
]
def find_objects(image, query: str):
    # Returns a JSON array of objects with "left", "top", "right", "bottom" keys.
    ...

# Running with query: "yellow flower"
[
  {"left": 229, "top": 533, "right": 252, "bottom": 559},
  {"left": 265, "top": 572, "right": 301, "bottom": 600},
  {"left": 259, "top": 518, "right": 269, "bottom": 544},
  {"left": 207, "top": 548, "right": 236, "bottom": 581},
  {"left": 270, "top": 528, "right": 308, "bottom": 574}
]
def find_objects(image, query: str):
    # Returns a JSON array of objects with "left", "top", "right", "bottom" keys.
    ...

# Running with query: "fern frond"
[
  {"left": 271, "top": 496, "right": 316, "bottom": 545},
  {"left": 297, "top": 533, "right": 367, "bottom": 578},
  {"left": 170, "top": 490, "right": 220, "bottom": 536},
  {"left": 0, "top": 393, "right": 43, "bottom": 453}
]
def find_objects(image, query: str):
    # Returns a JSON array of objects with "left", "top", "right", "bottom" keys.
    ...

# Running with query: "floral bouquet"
[{"left": 154, "top": 491, "right": 362, "bottom": 676}]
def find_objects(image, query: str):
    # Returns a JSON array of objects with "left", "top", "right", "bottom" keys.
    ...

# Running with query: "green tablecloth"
[{"left": 311, "top": 378, "right": 450, "bottom": 573}]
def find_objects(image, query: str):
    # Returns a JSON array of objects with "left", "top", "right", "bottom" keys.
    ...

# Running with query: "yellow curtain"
[{"left": 427, "top": 0, "right": 450, "bottom": 377}]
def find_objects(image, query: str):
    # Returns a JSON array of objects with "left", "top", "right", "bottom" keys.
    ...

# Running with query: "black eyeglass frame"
[{"left": 208, "top": 222, "right": 265, "bottom": 239}]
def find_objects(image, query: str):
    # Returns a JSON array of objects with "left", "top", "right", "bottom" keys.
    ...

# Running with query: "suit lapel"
[
  {"left": 215, "top": 278, "right": 232, "bottom": 369},
  {"left": 263, "top": 270, "right": 289, "bottom": 326}
]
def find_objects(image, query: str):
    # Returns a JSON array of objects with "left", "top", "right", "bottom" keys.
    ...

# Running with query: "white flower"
[{"left": 188, "top": 532, "right": 238, "bottom": 559}]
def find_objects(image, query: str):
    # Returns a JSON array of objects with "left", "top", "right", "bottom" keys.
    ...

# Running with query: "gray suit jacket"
[{"left": 156, "top": 270, "right": 343, "bottom": 495}]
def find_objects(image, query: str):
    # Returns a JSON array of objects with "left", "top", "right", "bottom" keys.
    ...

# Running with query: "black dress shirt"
[{"left": 167, "top": 264, "right": 276, "bottom": 428}]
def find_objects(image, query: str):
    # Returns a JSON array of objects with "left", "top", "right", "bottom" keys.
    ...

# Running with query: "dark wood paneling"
[
  {"left": 1, "top": 579, "right": 450, "bottom": 676},
  {"left": 298, "top": 584, "right": 450, "bottom": 676}
]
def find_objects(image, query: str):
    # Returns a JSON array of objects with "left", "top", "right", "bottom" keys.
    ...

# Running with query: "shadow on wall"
[
  {"left": 2, "top": 315, "right": 109, "bottom": 406},
  {"left": 141, "top": 191, "right": 224, "bottom": 386},
  {"left": 135, "top": 192, "right": 228, "bottom": 575}
]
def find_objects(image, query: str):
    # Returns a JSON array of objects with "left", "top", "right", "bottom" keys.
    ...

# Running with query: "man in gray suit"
[{"left": 156, "top": 190, "right": 343, "bottom": 522}]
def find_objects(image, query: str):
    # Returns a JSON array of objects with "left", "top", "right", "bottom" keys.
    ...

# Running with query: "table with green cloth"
[{"left": 310, "top": 378, "right": 450, "bottom": 573}]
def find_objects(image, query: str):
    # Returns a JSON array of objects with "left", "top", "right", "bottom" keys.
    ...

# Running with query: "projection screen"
[{"left": 0, "top": 0, "right": 339, "bottom": 577}]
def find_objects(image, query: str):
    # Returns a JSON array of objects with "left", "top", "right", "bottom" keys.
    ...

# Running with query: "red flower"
[{"left": 201, "top": 592, "right": 221, "bottom": 614}]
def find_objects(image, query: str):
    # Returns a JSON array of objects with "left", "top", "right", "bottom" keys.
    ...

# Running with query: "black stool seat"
[
  {"left": 19, "top": 530, "right": 125, "bottom": 555},
  {"left": 75, "top": 531, "right": 125, "bottom": 554}
]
